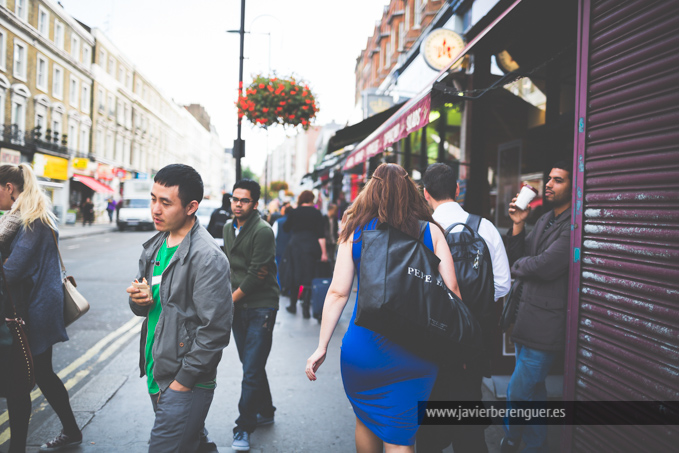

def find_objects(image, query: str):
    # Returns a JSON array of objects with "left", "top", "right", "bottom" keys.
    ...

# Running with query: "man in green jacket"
[{"left": 223, "top": 179, "right": 279, "bottom": 452}]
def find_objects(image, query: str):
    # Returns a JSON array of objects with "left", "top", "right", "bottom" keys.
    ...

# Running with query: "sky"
[{"left": 60, "top": 0, "right": 390, "bottom": 175}]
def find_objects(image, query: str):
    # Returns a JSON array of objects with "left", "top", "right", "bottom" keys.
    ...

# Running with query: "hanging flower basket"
[{"left": 237, "top": 75, "right": 318, "bottom": 130}]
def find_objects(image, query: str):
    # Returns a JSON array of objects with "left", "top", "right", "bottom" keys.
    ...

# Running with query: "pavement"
[{"left": 22, "top": 225, "right": 562, "bottom": 452}]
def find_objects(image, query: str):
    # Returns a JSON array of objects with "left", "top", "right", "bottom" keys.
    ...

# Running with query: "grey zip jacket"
[{"left": 129, "top": 220, "right": 233, "bottom": 391}]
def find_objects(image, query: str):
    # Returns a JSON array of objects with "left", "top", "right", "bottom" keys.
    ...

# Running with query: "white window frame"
[
  {"left": 10, "top": 89, "right": 28, "bottom": 144},
  {"left": 68, "top": 119, "right": 78, "bottom": 150},
  {"left": 99, "top": 48, "right": 107, "bottom": 72},
  {"left": 118, "top": 65, "right": 124, "bottom": 83},
  {"left": 79, "top": 125, "right": 89, "bottom": 154},
  {"left": 54, "top": 20, "right": 65, "bottom": 49},
  {"left": 95, "top": 127, "right": 104, "bottom": 156},
  {"left": 71, "top": 35, "right": 80, "bottom": 61},
  {"left": 35, "top": 102, "right": 48, "bottom": 136},
  {"left": 36, "top": 54, "right": 48, "bottom": 92},
  {"left": 81, "top": 84, "right": 90, "bottom": 113},
  {"left": 414, "top": 0, "right": 422, "bottom": 28},
  {"left": 69, "top": 75, "right": 79, "bottom": 107},
  {"left": 0, "top": 88, "right": 6, "bottom": 134},
  {"left": 13, "top": 40, "right": 27, "bottom": 81},
  {"left": 82, "top": 45, "right": 91, "bottom": 70},
  {"left": 398, "top": 22, "right": 405, "bottom": 51},
  {"left": 116, "top": 99, "right": 124, "bottom": 124},
  {"left": 107, "top": 93, "right": 115, "bottom": 116},
  {"left": 125, "top": 71, "right": 132, "bottom": 90},
  {"left": 0, "top": 30, "right": 6, "bottom": 72},
  {"left": 38, "top": 6, "right": 50, "bottom": 37},
  {"left": 15, "top": 0, "right": 28, "bottom": 22},
  {"left": 106, "top": 131, "right": 114, "bottom": 160},
  {"left": 385, "top": 41, "right": 391, "bottom": 68},
  {"left": 405, "top": 1, "right": 411, "bottom": 31},
  {"left": 52, "top": 65, "right": 64, "bottom": 99},
  {"left": 108, "top": 56, "right": 115, "bottom": 76},
  {"left": 52, "top": 111, "right": 63, "bottom": 138},
  {"left": 97, "top": 87, "right": 105, "bottom": 112}
]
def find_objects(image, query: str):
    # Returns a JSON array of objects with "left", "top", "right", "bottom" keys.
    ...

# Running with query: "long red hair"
[{"left": 339, "top": 163, "right": 441, "bottom": 244}]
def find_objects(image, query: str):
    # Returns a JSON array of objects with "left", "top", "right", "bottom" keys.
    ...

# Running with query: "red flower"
[
  {"left": 302, "top": 106, "right": 309, "bottom": 110},
  {"left": 267, "top": 85, "right": 274, "bottom": 92},
  {"left": 258, "top": 83, "right": 265, "bottom": 89},
  {"left": 302, "top": 91, "right": 308, "bottom": 97},
  {"left": 262, "top": 107, "right": 269, "bottom": 113},
  {"left": 290, "top": 91, "right": 297, "bottom": 95},
  {"left": 279, "top": 101, "right": 286, "bottom": 106}
]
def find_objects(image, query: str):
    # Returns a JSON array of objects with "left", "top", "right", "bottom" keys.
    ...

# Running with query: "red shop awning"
[
  {"left": 343, "top": 0, "right": 524, "bottom": 171},
  {"left": 73, "top": 175, "right": 114, "bottom": 193}
]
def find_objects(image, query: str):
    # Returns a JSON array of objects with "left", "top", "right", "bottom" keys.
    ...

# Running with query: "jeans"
[
  {"left": 149, "top": 386, "right": 215, "bottom": 453},
  {"left": 232, "top": 307, "right": 277, "bottom": 433},
  {"left": 503, "top": 343, "right": 557, "bottom": 453}
]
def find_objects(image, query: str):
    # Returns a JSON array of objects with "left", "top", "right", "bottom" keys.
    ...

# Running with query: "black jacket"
[{"left": 505, "top": 209, "right": 571, "bottom": 351}]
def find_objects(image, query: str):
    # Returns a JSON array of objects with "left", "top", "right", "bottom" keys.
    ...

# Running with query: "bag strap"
[
  {"left": 51, "top": 229, "right": 67, "bottom": 276},
  {"left": 445, "top": 222, "right": 475, "bottom": 235},
  {"left": 466, "top": 214, "right": 482, "bottom": 232}
]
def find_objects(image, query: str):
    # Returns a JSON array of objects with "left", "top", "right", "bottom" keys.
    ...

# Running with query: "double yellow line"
[{"left": 0, "top": 316, "right": 143, "bottom": 444}]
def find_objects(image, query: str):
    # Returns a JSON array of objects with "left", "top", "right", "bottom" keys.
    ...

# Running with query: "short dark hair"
[
  {"left": 221, "top": 193, "right": 231, "bottom": 209},
  {"left": 233, "top": 179, "right": 261, "bottom": 202},
  {"left": 552, "top": 160, "right": 573, "bottom": 180},
  {"left": 154, "top": 164, "right": 203, "bottom": 207},
  {"left": 423, "top": 163, "right": 458, "bottom": 201}
]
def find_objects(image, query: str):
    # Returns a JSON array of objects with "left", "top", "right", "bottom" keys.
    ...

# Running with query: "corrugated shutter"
[{"left": 565, "top": 0, "right": 679, "bottom": 450}]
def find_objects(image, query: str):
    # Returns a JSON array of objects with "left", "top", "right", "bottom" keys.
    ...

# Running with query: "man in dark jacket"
[
  {"left": 126, "top": 164, "right": 232, "bottom": 453},
  {"left": 223, "top": 179, "right": 280, "bottom": 451},
  {"left": 207, "top": 192, "right": 232, "bottom": 238},
  {"left": 501, "top": 161, "right": 573, "bottom": 453}
]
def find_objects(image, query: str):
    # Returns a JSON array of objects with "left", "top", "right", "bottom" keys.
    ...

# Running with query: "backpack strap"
[{"left": 466, "top": 214, "right": 482, "bottom": 232}]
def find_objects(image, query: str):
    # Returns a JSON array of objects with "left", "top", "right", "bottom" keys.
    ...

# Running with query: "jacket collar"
[
  {"left": 142, "top": 219, "right": 202, "bottom": 265},
  {"left": 535, "top": 208, "right": 571, "bottom": 247},
  {"left": 232, "top": 212, "right": 261, "bottom": 246}
]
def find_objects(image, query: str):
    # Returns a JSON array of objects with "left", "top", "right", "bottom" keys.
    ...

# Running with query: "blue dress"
[{"left": 340, "top": 220, "right": 438, "bottom": 446}]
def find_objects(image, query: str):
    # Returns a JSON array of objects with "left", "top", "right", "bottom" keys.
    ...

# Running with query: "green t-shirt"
[{"left": 145, "top": 239, "right": 216, "bottom": 394}]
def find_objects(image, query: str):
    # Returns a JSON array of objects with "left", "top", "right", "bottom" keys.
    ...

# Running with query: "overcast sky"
[{"left": 61, "top": 0, "right": 389, "bottom": 175}]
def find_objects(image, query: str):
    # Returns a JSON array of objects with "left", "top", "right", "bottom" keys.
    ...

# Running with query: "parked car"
[{"left": 117, "top": 198, "right": 153, "bottom": 231}]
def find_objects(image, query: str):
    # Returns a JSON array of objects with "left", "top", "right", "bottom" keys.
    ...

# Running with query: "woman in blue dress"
[{"left": 306, "top": 163, "right": 462, "bottom": 452}]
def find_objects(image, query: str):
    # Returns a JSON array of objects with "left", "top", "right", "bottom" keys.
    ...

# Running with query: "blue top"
[
  {"left": 340, "top": 219, "right": 438, "bottom": 446},
  {"left": 4, "top": 220, "right": 67, "bottom": 355}
]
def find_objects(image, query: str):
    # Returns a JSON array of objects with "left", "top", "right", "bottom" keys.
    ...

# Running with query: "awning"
[
  {"left": 327, "top": 102, "right": 406, "bottom": 153},
  {"left": 73, "top": 175, "right": 114, "bottom": 193},
  {"left": 343, "top": 0, "right": 523, "bottom": 171}
]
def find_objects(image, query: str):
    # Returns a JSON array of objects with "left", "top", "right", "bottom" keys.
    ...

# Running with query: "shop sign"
[
  {"left": 420, "top": 28, "right": 465, "bottom": 71},
  {"left": 365, "top": 95, "right": 394, "bottom": 117},
  {"left": 33, "top": 153, "right": 69, "bottom": 180},
  {"left": 96, "top": 163, "right": 113, "bottom": 181},
  {"left": 344, "top": 94, "right": 431, "bottom": 170},
  {"left": 0, "top": 148, "right": 21, "bottom": 165},
  {"left": 113, "top": 168, "right": 127, "bottom": 179},
  {"left": 73, "top": 158, "right": 89, "bottom": 170}
]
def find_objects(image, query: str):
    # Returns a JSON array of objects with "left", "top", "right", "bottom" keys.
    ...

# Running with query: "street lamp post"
[{"left": 234, "top": 0, "right": 246, "bottom": 182}]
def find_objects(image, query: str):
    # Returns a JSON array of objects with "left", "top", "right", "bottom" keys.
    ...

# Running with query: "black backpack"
[
  {"left": 444, "top": 214, "right": 496, "bottom": 375},
  {"left": 208, "top": 209, "right": 230, "bottom": 239}
]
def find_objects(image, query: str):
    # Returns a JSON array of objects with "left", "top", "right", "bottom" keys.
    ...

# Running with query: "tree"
[{"left": 242, "top": 167, "right": 258, "bottom": 182}]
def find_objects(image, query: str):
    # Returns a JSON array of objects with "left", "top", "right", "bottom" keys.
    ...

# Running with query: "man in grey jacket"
[
  {"left": 126, "top": 164, "right": 233, "bottom": 453},
  {"left": 501, "top": 160, "right": 573, "bottom": 453}
]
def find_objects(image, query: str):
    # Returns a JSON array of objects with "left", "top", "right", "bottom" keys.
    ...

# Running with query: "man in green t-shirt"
[{"left": 127, "top": 164, "right": 232, "bottom": 453}]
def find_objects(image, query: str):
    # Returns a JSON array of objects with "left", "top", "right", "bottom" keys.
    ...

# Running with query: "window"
[
  {"left": 68, "top": 120, "right": 78, "bottom": 150},
  {"left": 106, "top": 131, "right": 114, "bottom": 160},
  {"left": 115, "top": 135, "right": 123, "bottom": 162},
  {"left": 107, "top": 93, "right": 115, "bottom": 116},
  {"left": 116, "top": 99, "right": 124, "bottom": 124},
  {"left": 15, "top": 0, "right": 28, "bottom": 22},
  {"left": 80, "top": 126, "right": 89, "bottom": 153},
  {"left": 118, "top": 65, "right": 124, "bottom": 83},
  {"left": 82, "top": 45, "right": 91, "bottom": 69},
  {"left": 54, "top": 20, "right": 65, "bottom": 49},
  {"left": 52, "top": 65, "right": 63, "bottom": 99},
  {"left": 35, "top": 110, "right": 46, "bottom": 135},
  {"left": 108, "top": 56, "right": 115, "bottom": 76},
  {"left": 95, "top": 128, "right": 104, "bottom": 155},
  {"left": 38, "top": 6, "right": 49, "bottom": 37},
  {"left": 98, "top": 87, "right": 105, "bottom": 111},
  {"left": 398, "top": 22, "right": 405, "bottom": 50},
  {"left": 135, "top": 79, "right": 142, "bottom": 95},
  {"left": 414, "top": 0, "right": 422, "bottom": 27},
  {"left": 124, "top": 103, "right": 131, "bottom": 129},
  {"left": 81, "top": 84, "right": 90, "bottom": 113},
  {"left": 0, "top": 29, "right": 6, "bottom": 71},
  {"left": 405, "top": 1, "right": 411, "bottom": 30},
  {"left": 13, "top": 40, "right": 27, "bottom": 80},
  {"left": 385, "top": 41, "right": 391, "bottom": 68},
  {"left": 69, "top": 76, "right": 79, "bottom": 107},
  {"left": 99, "top": 49, "right": 107, "bottom": 72},
  {"left": 11, "top": 98, "right": 26, "bottom": 143},
  {"left": 52, "top": 112, "right": 62, "bottom": 137},
  {"left": 71, "top": 35, "right": 80, "bottom": 61},
  {"left": 36, "top": 54, "right": 48, "bottom": 91},
  {"left": 126, "top": 71, "right": 132, "bottom": 90},
  {"left": 0, "top": 89, "right": 5, "bottom": 135}
]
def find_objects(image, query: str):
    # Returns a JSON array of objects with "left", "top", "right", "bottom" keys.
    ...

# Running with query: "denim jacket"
[{"left": 130, "top": 220, "right": 233, "bottom": 391}]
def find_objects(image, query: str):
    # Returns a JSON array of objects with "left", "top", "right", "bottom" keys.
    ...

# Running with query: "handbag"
[
  {"left": 1, "top": 265, "right": 35, "bottom": 395},
  {"left": 499, "top": 279, "right": 523, "bottom": 332},
  {"left": 356, "top": 221, "right": 483, "bottom": 363},
  {"left": 51, "top": 230, "right": 90, "bottom": 326}
]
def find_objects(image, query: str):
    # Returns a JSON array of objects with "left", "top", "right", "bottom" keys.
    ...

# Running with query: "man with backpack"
[
  {"left": 207, "top": 193, "right": 232, "bottom": 239},
  {"left": 419, "top": 163, "right": 512, "bottom": 452}
]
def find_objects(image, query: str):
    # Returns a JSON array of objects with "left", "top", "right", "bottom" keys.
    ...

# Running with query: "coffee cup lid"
[{"left": 521, "top": 184, "right": 539, "bottom": 194}]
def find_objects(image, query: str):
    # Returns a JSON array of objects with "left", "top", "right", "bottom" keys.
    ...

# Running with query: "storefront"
[
  {"left": 32, "top": 152, "right": 69, "bottom": 222},
  {"left": 70, "top": 158, "right": 115, "bottom": 223}
]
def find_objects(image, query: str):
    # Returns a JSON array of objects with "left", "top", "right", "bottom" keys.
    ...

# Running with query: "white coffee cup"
[{"left": 514, "top": 184, "right": 539, "bottom": 210}]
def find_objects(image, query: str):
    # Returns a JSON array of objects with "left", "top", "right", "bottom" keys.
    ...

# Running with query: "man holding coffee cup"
[{"left": 500, "top": 160, "right": 573, "bottom": 453}]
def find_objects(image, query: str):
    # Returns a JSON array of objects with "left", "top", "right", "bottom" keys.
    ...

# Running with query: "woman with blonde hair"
[
  {"left": 0, "top": 163, "right": 82, "bottom": 452},
  {"left": 306, "top": 163, "right": 461, "bottom": 452}
]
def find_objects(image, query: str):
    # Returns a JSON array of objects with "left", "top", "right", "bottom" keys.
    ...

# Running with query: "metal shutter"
[{"left": 565, "top": 0, "right": 679, "bottom": 450}]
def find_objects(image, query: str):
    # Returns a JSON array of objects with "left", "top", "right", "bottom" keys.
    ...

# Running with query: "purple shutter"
[{"left": 564, "top": 0, "right": 679, "bottom": 450}]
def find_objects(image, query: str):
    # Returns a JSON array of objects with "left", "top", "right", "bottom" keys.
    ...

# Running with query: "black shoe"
[
  {"left": 285, "top": 303, "right": 297, "bottom": 314},
  {"left": 500, "top": 437, "right": 520, "bottom": 453}
]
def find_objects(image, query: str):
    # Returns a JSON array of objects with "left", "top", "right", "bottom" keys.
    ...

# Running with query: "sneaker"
[
  {"left": 40, "top": 431, "right": 83, "bottom": 451},
  {"left": 256, "top": 413, "right": 275, "bottom": 426},
  {"left": 500, "top": 437, "right": 520, "bottom": 453},
  {"left": 232, "top": 431, "right": 250, "bottom": 451}
]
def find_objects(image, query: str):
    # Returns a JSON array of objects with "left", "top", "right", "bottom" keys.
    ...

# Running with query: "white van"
[{"left": 118, "top": 179, "right": 154, "bottom": 231}]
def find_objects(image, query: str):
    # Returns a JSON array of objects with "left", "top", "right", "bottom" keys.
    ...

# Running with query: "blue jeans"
[
  {"left": 232, "top": 307, "right": 277, "bottom": 433},
  {"left": 503, "top": 343, "right": 557, "bottom": 453},
  {"left": 149, "top": 386, "right": 215, "bottom": 453}
]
